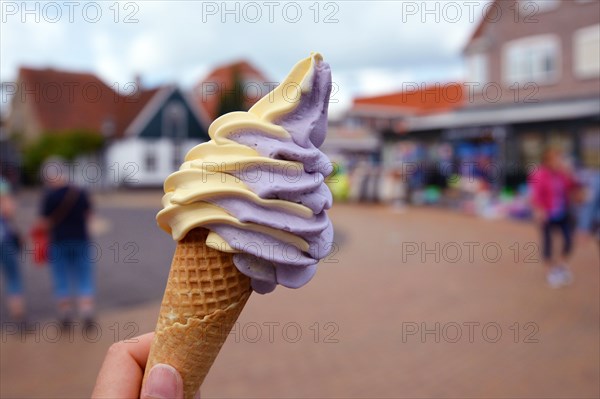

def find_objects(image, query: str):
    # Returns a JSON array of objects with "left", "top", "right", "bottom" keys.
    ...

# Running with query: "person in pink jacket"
[{"left": 529, "top": 147, "right": 580, "bottom": 288}]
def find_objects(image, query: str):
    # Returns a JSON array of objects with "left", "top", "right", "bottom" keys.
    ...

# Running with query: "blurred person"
[
  {"left": 577, "top": 167, "right": 600, "bottom": 249},
  {"left": 92, "top": 332, "right": 194, "bottom": 399},
  {"left": 530, "top": 147, "right": 580, "bottom": 288},
  {"left": 36, "top": 157, "right": 95, "bottom": 326},
  {"left": 0, "top": 175, "right": 25, "bottom": 321}
]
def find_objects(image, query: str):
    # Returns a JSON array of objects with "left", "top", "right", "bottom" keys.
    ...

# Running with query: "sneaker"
[
  {"left": 546, "top": 268, "right": 565, "bottom": 289},
  {"left": 558, "top": 266, "right": 574, "bottom": 285}
]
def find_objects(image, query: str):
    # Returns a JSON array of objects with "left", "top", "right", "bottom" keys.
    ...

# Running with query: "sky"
[{"left": 0, "top": 0, "right": 492, "bottom": 117}]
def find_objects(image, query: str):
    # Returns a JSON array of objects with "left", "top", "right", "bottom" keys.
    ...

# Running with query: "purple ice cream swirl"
[
  {"left": 212, "top": 55, "right": 333, "bottom": 294},
  {"left": 157, "top": 53, "right": 334, "bottom": 294}
]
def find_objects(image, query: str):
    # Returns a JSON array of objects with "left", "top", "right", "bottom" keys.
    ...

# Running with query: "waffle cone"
[{"left": 143, "top": 228, "right": 251, "bottom": 398}]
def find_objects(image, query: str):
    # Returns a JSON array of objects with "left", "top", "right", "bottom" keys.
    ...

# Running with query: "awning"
[
  {"left": 322, "top": 126, "right": 380, "bottom": 152},
  {"left": 406, "top": 97, "right": 600, "bottom": 132}
]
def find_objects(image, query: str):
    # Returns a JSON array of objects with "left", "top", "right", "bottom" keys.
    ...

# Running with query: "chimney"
[{"left": 134, "top": 74, "right": 142, "bottom": 93}]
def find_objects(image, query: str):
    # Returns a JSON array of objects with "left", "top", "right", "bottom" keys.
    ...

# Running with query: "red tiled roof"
[
  {"left": 17, "top": 67, "right": 158, "bottom": 138},
  {"left": 194, "top": 60, "right": 269, "bottom": 122},
  {"left": 353, "top": 82, "right": 464, "bottom": 116},
  {"left": 114, "top": 87, "right": 160, "bottom": 135}
]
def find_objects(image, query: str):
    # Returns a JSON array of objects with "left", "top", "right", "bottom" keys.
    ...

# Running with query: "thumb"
[{"left": 141, "top": 364, "right": 184, "bottom": 399}]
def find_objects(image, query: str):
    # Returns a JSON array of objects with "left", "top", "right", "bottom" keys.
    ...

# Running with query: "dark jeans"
[
  {"left": 542, "top": 216, "right": 573, "bottom": 261},
  {"left": 49, "top": 240, "right": 94, "bottom": 299},
  {"left": 0, "top": 240, "right": 23, "bottom": 295}
]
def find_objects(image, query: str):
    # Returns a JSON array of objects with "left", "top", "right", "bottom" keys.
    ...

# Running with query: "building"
[
  {"left": 7, "top": 67, "right": 120, "bottom": 142},
  {"left": 7, "top": 67, "right": 210, "bottom": 186},
  {"left": 106, "top": 85, "right": 210, "bottom": 186},
  {"left": 350, "top": 83, "right": 465, "bottom": 171},
  {"left": 193, "top": 60, "right": 270, "bottom": 122},
  {"left": 464, "top": 0, "right": 599, "bottom": 107},
  {"left": 348, "top": 0, "right": 600, "bottom": 195},
  {"left": 414, "top": 0, "right": 600, "bottom": 182},
  {"left": 321, "top": 121, "right": 381, "bottom": 167}
]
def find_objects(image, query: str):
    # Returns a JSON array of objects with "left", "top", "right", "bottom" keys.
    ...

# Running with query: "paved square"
[{"left": 1, "top": 195, "right": 598, "bottom": 398}]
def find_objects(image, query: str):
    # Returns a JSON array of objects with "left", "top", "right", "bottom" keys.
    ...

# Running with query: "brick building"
[{"left": 347, "top": 0, "right": 600, "bottom": 193}]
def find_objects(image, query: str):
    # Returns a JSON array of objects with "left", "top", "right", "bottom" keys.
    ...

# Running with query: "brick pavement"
[{"left": 1, "top": 195, "right": 598, "bottom": 398}]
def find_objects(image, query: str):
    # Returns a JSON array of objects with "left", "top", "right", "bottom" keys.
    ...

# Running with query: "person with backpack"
[{"left": 38, "top": 158, "right": 95, "bottom": 326}]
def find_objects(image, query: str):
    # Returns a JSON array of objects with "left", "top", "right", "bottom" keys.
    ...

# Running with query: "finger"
[
  {"left": 92, "top": 332, "right": 154, "bottom": 399},
  {"left": 140, "top": 364, "right": 184, "bottom": 399},
  {"left": 122, "top": 332, "right": 155, "bottom": 368}
]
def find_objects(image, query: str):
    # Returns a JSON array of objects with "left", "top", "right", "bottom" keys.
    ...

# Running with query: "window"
[
  {"left": 574, "top": 24, "right": 600, "bottom": 79},
  {"left": 145, "top": 148, "right": 157, "bottom": 172},
  {"left": 162, "top": 101, "right": 187, "bottom": 139},
  {"left": 162, "top": 100, "right": 187, "bottom": 171},
  {"left": 503, "top": 35, "right": 561, "bottom": 85},
  {"left": 467, "top": 53, "right": 488, "bottom": 84}
]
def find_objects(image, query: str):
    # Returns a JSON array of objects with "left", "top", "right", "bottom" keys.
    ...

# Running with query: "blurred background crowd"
[{"left": 1, "top": 1, "right": 598, "bottom": 220}]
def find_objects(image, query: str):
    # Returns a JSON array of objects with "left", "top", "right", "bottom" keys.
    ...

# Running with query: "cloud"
[
  {"left": 0, "top": 0, "right": 491, "bottom": 112},
  {"left": 91, "top": 32, "right": 123, "bottom": 84}
]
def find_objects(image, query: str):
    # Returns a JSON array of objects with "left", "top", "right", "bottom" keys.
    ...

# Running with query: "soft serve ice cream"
[{"left": 157, "top": 53, "right": 334, "bottom": 294}]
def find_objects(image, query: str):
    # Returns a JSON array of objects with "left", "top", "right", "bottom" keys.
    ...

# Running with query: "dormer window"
[{"left": 162, "top": 101, "right": 187, "bottom": 139}]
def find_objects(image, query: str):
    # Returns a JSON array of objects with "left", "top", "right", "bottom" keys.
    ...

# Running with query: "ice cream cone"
[
  {"left": 143, "top": 228, "right": 251, "bottom": 398},
  {"left": 146, "top": 53, "right": 333, "bottom": 398}
]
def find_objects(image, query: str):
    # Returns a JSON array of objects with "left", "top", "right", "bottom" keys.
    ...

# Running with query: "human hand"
[{"left": 92, "top": 332, "right": 193, "bottom": 399}]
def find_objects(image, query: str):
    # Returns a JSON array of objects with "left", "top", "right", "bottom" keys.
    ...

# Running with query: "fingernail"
[{"left": 143, "top": 364, "right": 183, "bottom": 399}]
